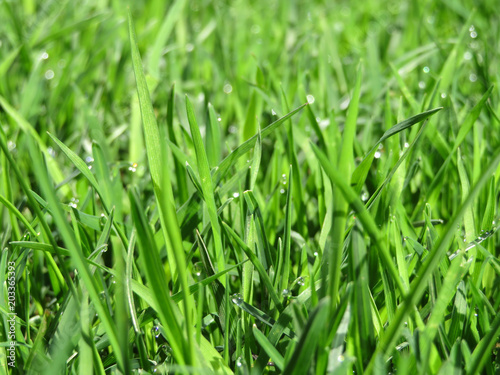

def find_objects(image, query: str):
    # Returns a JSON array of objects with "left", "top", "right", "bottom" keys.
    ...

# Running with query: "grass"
[{"left": 1, "top": 1, "right": 500, "bottom": 374}]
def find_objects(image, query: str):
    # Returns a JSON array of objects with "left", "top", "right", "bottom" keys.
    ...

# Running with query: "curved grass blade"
[
  {"left": 222, "top": 221, "right": 283, "bottom": 311},
  {"left": 186, "top": 95, "right": 225, "bottom": 280},
  {"left": 283, "top": 298, "right": 331, "bottom": 375},
  {"left": 213, "top": 103, "right": 308, "bottom": 183},
  {"left": 252, "top": 326, "right": 285, "bottom": 371},
  {"left": 351, "top": 107, "right": 442, "bottom": 194},
  {"left": 366, "top": 149, "right": 500, "bottom": 373},
  {"left": 128, "top": 10, "right": 196, "bottom": 365},
  {"left": 310, "top": 141, "right": 406, "bottom": 297}
]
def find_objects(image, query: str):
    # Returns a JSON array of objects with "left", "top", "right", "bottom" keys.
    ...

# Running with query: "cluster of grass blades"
[{"left": 1, "top": 1, "right": 500, "bottom": 374}]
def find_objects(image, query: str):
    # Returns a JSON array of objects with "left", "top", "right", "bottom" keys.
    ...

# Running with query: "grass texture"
[{"left": 1, "top": 1, "right": 500, "bottom": 374}]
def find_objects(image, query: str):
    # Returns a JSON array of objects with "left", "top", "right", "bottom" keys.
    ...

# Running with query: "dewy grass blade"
[
  {"left": 366, "top": 149, "right": 500, "bottom": 373},
  {"left": 128, "top": 10, "right": 196, "bottom": 366},
  {"left": 351, "top": 107, "right": 442, "bottom": 194},
  {"left": 24, "top": 134, "right": 126, "bottom": 372},
  {"left": 222, "top": 221, "right": 283, "bottom": 311},
  {"left": 186, "top": 95, "right": 226, "bottom": 281},
  {"left": 213, "top": 103, "right": 308, "bottom": 183},
  {"left": 252, "top": 325, "right": 285, "bottom": 371},
  {"left": 129, "top": 189, "right": 190, "bottom": 365},
  {"left": 310, "top": 141, "right": 406, "bottom": 297},
  {"left": 325, "top": 64, "right": 362, "bottom": 305}
]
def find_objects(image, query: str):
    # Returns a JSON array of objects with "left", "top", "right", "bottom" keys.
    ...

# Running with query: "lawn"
[{"left": 1, "top": 0, "right": 499, "bottom": 374}]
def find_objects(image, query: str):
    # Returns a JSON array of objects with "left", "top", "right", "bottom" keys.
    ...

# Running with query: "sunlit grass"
[{"left": 1, "top": 1, "right": 500, "bottom": 374}]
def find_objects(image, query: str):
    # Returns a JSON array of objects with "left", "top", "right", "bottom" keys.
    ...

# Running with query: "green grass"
[{"left": 1, "top": 1, "right": 500, "bottom": 374}]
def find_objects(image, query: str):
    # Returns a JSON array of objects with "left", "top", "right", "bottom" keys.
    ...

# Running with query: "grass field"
[{"left": 1, "top": 0, "right": 500, "bottom": 374}]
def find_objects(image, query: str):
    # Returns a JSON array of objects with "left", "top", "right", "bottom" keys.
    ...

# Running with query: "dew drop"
[
  {"left": 423, "top": 66, "right": 430, "bottom": 73},
  {"left": 469, "top": 73, "right": 477, "bottom": 82},
  {"left": 314, "top": 251, "right": 319, "bottom": 257},
  {"left": 306, "top": 95, "right": 315, "bottom": 104},
  {"left": 374, "top": 151, "right": 381, "bottom": 159},
  {"left": 236, "top": 357, "right": 243, "bottom": 367},
  {"left": 280, "top": 188, "right": 285, "bottom": 194},
  {"left": 233, "top": 192, "right": 240, "bottom": 198},
  {"left": 223, "top": 84, "right": 233, "bottom": 94},
  {"left": 361, "top": 192, "right": 369, "bottom": 201},
  {"left": 440, "top": 93, "right": 447, "bottom": 99},
  {"left": 418, "top": 81, "right": 426, "bottom": 89},
  {"left": 271, "top": 109, "right": 277, "bottom": 116},
  {"left": 338, "top": 355, "right": 345, "bottom": 362},
  {"left": 297, "top": 277, "right": 305, "bottom": 286},
  {"left": 231, "top": 293, "right": 243, "bottom": 305},
  {"left": 282, "top": 289, "right": 290, "bottom": 298},
  {"left": 41, "top": 52, "right": 49, "bottom": 60},
  {"left": 45, "top": 70, "right": 55, "bottom": 80},
  {"left": 464, "top": 51, "right": 472, "bottom": 60},
  {"left": 85, "top": 156, "right": 94, "bottom": 163},
  {"left": 152, "top": 325, "right": 160, "bottom": 338}
]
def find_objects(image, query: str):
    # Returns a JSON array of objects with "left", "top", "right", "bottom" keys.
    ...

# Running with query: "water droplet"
[
  {"left": 69, "top": 197, "right": 79, "bottom": 208},
  {"left": 88, "top": 165, "right": 92, "bottom": 170},
  {"left": 440, "top": 93, "right": 447, "bottom": 99},
  {"left": 464, "top": 51, "right": 472, "bottom": 60},
  {"left": 297, "top": 277, "right": 305, "bottom": 286},
  {"left": 423, "top": 66, "right": 430, "bottom": 73},
  {"left": 374, "top": 151, "right": 381, "bottom": 159},
  {"left": 404, "top": 142, "right": 410, "bottom": 148},
  {"left": 41, "top": 52, "right": 49, "bottom": 60},
  {"left": 314, "top": 251, "right": 319, "bottom": 257},
  {"left": 404, "top": 321, "right": 408, "bottom": 326},
  {"left": 231, "top": 293, "right": 243, "bottom": 305},
  {"left": 306, "top": 95, "right": 315, "bottom": 104},
  {"left": 223, "top": 84, "right": 233, "bottom": 94},
  {"left": 45, "top": 70, "right": 55, "bottom": 80},
  {"left": 152, "top": 326, "right": 160, "bottom": 338},
  {"left": 338, "top": 355, "right": 345, "bottom": 362},
  {"left": 280, "top": 188, "right": 285, "bottom": 194},
  {"left": 128, "top": 162, "right": 138, "bottom": 172},
  {"left": 469, "top": 73, "right": 477, "bottom": 82},
  {"left": 7, "top": 141, "right": 16, "bottom": 151},
  {"left": 236, "top": 357, "right": 243, "bottom": 367},
  {"left": 228, "top": 125, "right": 237, "bottom": 134},
  {"left": 418, "top": 81, "right": 426, "bottom": 89},
  {"left": 47, "top": 147, "right": 56, "bottom": 157},
  {"left": 282, "top": 289, "right": 290, "bottom": 298},
  {"left": 233, "top": 192, "right": 240, "bottom": 198},
  {"left": 85, "top": 156, "right": 94, "bottom": 163},
  {"left": 361, "top": 192, "right": 369, "bottom": 201},
  {"left": 271, "top": 109, "right": 277, "bottom": 116},
  {"left": 185, "top": 43, "right": 194, "bottom": 52}
]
